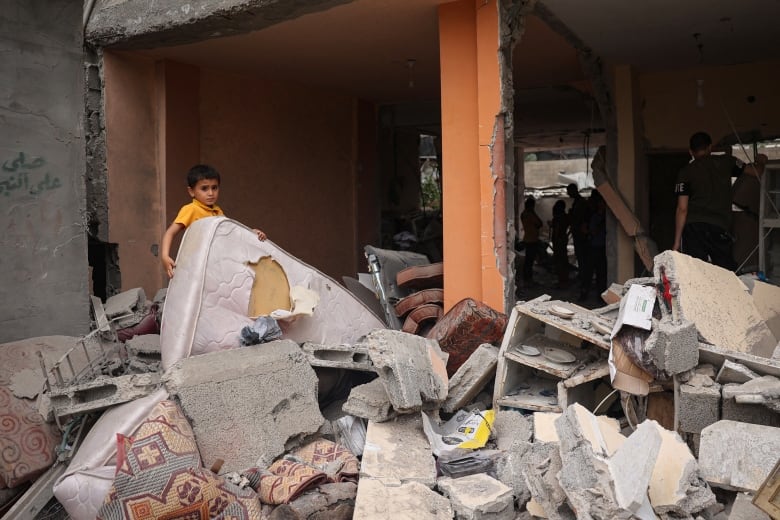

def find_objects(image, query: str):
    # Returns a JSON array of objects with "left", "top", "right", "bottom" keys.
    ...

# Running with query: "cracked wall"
[{"left": 0, "top": 0, "right": 91, "bottom": 342}]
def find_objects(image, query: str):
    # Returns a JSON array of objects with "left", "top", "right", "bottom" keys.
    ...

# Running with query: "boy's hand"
[
  {"left": 163, "top": 256, "right": 176, "bottom": 278},
  {"left": 253, "top": 229, "right": 267, "bottom": 241}
]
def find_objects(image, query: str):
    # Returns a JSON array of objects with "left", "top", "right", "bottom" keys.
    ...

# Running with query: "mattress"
[{"left": 161, "top": 217, "right": 386, "bottom": 370}]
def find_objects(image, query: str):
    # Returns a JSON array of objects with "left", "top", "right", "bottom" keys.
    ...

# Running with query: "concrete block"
[
  {"left": 721, "top": 393, "right": 780, "bottom": 427},
  {"left": 699, "top": 420, "right": 780, "bottom": 492},
  {"left": 678, "top": 374, "right": 721, "bottom": 434},
  {"left": 364, "top": 329, "right": 448, "bottom": 412},
  {"left": 163, "top": 340, "right": 323, "bottom": 471},
  {"left": 494, "top": 442, "right": 532, "bottom": 506},
  {"left": 722, "top": 376, "right": 780, "bottom": 410},
  {"left": 442, "top": 343, "right": 499, "bottom": 413},
  {"left": 493, "top": 409, "right": 533, "bottom": 451},
  {"left": 125, "top": 334, "right": 161, "bottom": 358},
  {"left": 649, "top": 427, "right": 715, "bottom": 516},
  {"left": 728, "top": 492, "right": 771, "bottom": 520},
  {"left": 519, "top": 442, "right": 574, "bottom": 520},
  {"left": 653, "top": 251, "right": 776, "bottom": 358},
  {"left": 717, "top": 360, "right": 760, "bottom": 384},
  {"left": 360, "top": 414, "right": 437, "bottom": 488},
  {"left": 609, "top": 420, "right": 662, "bottom": 513},
  {"left": 353, "top": 479, "right": 452, "bottom": 519},
  {"left": 301, "top": 342, "right": 374, "bottom": 372},
  {"left": 49, "top": 372, "right": 161, "bottom": 417},
  {"left": 438, "top": 474, "right": 514, "bottom": 520},
  {"left": 342, "top": 378, "right": 396, "bottom": 423},
  {"left": 644, "top": 317, "right": 699, "bottom": 376}
]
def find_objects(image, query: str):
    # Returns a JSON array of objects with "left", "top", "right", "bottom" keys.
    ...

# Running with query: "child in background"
[
  {"left": 550, "top": 199, "right": 570, "bottom": 289},
  {"left": 161, "top": 164, "right": 266, "bottom": 278}
]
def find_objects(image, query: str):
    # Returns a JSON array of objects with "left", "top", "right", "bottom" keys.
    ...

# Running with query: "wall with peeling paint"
[{"left": 0, "top": 1, "right": 90, "bottom": 342}]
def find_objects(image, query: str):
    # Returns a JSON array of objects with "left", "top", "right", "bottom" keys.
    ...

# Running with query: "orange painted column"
[{"left": 439, "top": 0, "right": 505, "bottom": 312}]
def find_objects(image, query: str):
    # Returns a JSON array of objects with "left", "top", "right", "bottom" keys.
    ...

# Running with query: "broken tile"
[
  {"left": 364, "top": 329, "right": 448, "bottom": 412},
  {"left": 532, "top": 412, "right": 561, "bottom": 443},
  {"left": 353, "top": 479, "right": 452, "bottom": 519},
  {"left": 360, "top": 414, "right": 437, "bottom": 488},
  {"left": 653, "top": 251, "right": 776, "bottom": 358},
  {"left": 342, "top": 378, "right": 396, "bottom": 423},
  {"left": 678, "top": 373, "right": 721, "bottom": 434},
  {"left": 699, "top": 420, "right": 780, "bottom": 492},
  {"left": 163, "top": 340, "right": 323, "bottom": 471},
  {"left": 443, "top": 343, "right": 499, "bottom": 413},
  {"left": 437, "top": 474, "right": 515, "bottom": 520}
]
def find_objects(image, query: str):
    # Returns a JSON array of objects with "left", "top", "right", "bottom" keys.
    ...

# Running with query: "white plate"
[
  {"left": 515, "top": 344, "right": 541, "bottom": 356},
  {"left": 549, "top": 305, "right": 575, "bottom": 319},
  {"left": 542, "top": 347, "right": 577, "bottom": 364}
]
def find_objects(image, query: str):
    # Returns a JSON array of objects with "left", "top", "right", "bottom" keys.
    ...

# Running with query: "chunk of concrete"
[
  {"left": 269, "top": 482, "right": 356, "bottom": 520},
  {"left": 162, "top": 340, "right": 323, "bottom": 471},
  {"left": 699, "top": 420, "right": 780, "bottom": 492},
  {"left": 353, "top": 479, "right": 452, "bottom": 519},
  {"left": 519, "top": 442, "right": 574, "bottom": 520},
  {"left": 728, "top": 492, "right": 771, "bottom": 520},
  {"left": 721, "top": 392, "right": 780, "bottom": 427},
  {"left": 438, "top": 474, "right": 514, "bottom": 520},
  {"left": 648, "top": 425, "right": 715, "bottom": 516},
  {"left": 644, "top": 317, "right": 699, "bottom": 376},
  {"left": 494, "top": 441, "right": 532, "bottom": 507},
  {"left": 722, "top": 376, "right": 780, "bottom": 408},
  {"left": 364, "top": 329, "right": 448, "bottom": 412},
  {"left": 442, "top": 343, "right": 499, "bottom": 413},
  {"left": 653, "top": 251, "right": 776, "bottom": 358},
  {"left": 717, "top": 360, "right": 760, "bottom": 384},
  {"left": 48, "top": 372, "right": 161, "bottom": 417},
  {"left": 342, "top": 378, "right": 396, "bottom": 423},
  {"left": 125, "top": 334, "right": 161, "bottom": 359},
  {"left": 104, "top": 287, "right": 146, "bottom": 318},
  {"left": 749, "top": 280, "right": 780, "bottom": 344},
  {"left": 360, "top": 414, "right": 437, "bottom": 488},
  {"left": 533, "top": 412, "right": 561, "bottom": 443},
  {"left": 493, "top": 409, "right": 533, "bottom": 451},
  {"left": 609, "top": 420, "right": 662, "bottom": 513},
  {"left": 301, "top": 342, "right": 374, "bottom": 372},
  {"left": 678, "top": 373, "right": 721, "bottom": 434}
]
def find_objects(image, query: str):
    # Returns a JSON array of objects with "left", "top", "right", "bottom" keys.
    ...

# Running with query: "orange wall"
[
  {"left": 104, "top": 51, "right": 163, "bottom": 299},
  {"left": 198, "top": 70, "right": 360, "bottom": 279},
  {"left": 641, "top": 60, "right": 780, "bottom": 150}
]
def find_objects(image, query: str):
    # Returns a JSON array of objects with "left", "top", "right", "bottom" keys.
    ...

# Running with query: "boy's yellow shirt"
[{"left": 174, "top": 198, "right": 224, "bottom": 228}]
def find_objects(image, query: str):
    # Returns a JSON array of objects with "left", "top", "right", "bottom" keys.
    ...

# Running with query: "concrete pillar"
[
  {"left": 439, "top": 0, "right": 506, "bottom": 312},
  {"left": 614, "top": 65, "right": 641, "bottom": 282}
]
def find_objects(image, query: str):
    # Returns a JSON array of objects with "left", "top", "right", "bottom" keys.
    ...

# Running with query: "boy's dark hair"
[
  {"left": 524, "top": 196, "right": 536, "bottom": 210},
  {"left": 187, "top": 164, "right": 220, "bottom": 188},
  {"left": 689, "top": 132, "right": 712, "bottom": 153}
]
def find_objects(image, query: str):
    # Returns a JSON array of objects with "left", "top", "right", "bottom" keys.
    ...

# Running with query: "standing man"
[
  {"left": 520, "top": 196, "right": 543, "bottom": 287},
  {"left": 567, "top": 183, "right": 590, "bottom": 289},
  {"left": 673, "top": 132, "right": 745, "bottom": 269}
]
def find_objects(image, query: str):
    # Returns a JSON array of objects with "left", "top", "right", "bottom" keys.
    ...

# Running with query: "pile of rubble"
[{"left": 1, "top": 233, "right": 779, "bottom": 519}]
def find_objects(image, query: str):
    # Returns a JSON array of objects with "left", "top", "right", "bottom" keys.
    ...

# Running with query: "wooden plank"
[
  {"left": 752, "top": 458, "right": 780, "bottom": 518},
  {"left": 518, "top": 300, "right": 612, "bottom": 350}
]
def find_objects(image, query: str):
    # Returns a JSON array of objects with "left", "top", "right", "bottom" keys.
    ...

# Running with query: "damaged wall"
[{"left": 0, "top": 0, "right": 91, "bottom": 342}]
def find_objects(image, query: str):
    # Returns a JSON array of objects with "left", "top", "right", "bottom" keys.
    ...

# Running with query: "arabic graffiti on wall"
[{"left": 1, "top": 152, "right": 62, "bottom": 197}]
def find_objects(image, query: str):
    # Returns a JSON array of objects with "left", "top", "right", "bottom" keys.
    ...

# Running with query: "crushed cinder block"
[
  {"left": 353, "top": 479, "right": 452, "bottom": 519},
  {"left": 644, "top": 317, "right": 698, "bottom": 376},
  {"left": 493, "top": 409, "right": 533, "bottom": 451},
  {"left": 653, "top": 251, "right": 776, "bottom": 358},
  {"left": 301, "top": 342, "right": 374, "bottom": 372},
  {"left": 494, "top": 441, "right": 532, "bottom": 507},
  {"left": 49, "top": 372, "right": 161, "bottom": 417},
  {"left": 342, "top": 378, "right": 396, "bottom": 423},
  {"left": 648, "top": 425, "right": 715, "bottom": 516},
  {"left": 717, "top": 360, "right": 761, "bottom": 384},
  {"left": 678, "top": 373, "right": 721, "bottom": 433},
  {"left": 519, "top": 442, "right": 574, "bottom": 520},
  {"left": 442, "top": 343, "right": 498, "bottom": 413},
  {"left": 699, "top": 420, "right": 780, "bottom": 492},
  {"left": 360, "top": 414, "right": 437, "bottom": 488},
  {"left": 364, "top": 329, "right": 448, "bottom": 412},
  {"left": 722, "top": 376, "right": 780, "bottom": 411},
  {"left": 437, "top": 474, "right": 514, "bottom": 520},
  {"left": 163, "top": 340, "right": 324, "bottom": 471},
  {"left": 268, "top": 482, "right": 356, "bottom": 520},
  {"left": 728, "top": 492, "right": 771, "bottom": 520},
  {"left": 609, "top": 420, "right": 662, "bottom": 514}
]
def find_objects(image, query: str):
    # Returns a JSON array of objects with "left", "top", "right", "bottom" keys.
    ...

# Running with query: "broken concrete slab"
[
  {"left": 353, "top": 479, "right": 452, "bottom": 519},
  {"left": 678, "top": 373, "right": 722, "bottom": 434},
  {"left": 48, "top": 372, "right": 161, "bottom": 417},
  {"left": 644, "top": 317, "right": 699, "bottom": 376},
  {"left": 653, "top": 251, "right": 776, "bottom": 358},
  {"left": 648, "top": 426, "right": 715, "bottom": 516},
  {"left": 268, "top": 482, "right": 357, "bottom": 520},
  {"left": 494, "top": 441, "right": 532, "bottom": 507},
  {"left": 493, "top": 409, "right": 533, "bottom": 451},
  {"left": 609, "top": 420, "right": 662, "bottom": 513},
  {"left": 728, "top": 492, "right": 771, "bottom": 520},
  {"left": 699, "top": 420, "right": 780, "bottom": 492},
  {"left": 342, "top": 378, "right": 396, "bottom": 423},
  {"left": 442, "top": 343, "right": 499, "bottom": 413},
  {"left": 104, "top": 287, "right": 147, "bottom": 329},
  {"left": 437, "top": 474, "right": 514, "bottom": 520},
  {"left": 717, "top": 360, "right": 761, "bottom": 384},
  {"left": 125, "top": 333, "right": 161, "bottom": 358},
  {"left": 722, "top": 376, "right": 780, "bottom": 409},
  {"left": 360, "top": 414, "right": 437, "bottom": 488},
  {"left": 364, "top": 329, "right": 448, "bottom": 412},
  {"left": 519, "top": 442, "right": 574, "bottom": 520},
  {"left": 162, "top": 340, "right": 323, "bottom": 471},
  {"left": 301, "top": 342, "right": 374, "bottom": 372}
]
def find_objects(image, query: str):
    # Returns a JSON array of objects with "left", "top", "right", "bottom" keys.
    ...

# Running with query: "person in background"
[
  {"left": 580, "top": 190, "right": 607, "bottom": 301},
  {"left": 567, "top": 183, "right": 591, "bottom": 289},
  {"left": 550, "top": 199, "right": 570, "bottom": 289},
  {"left": 520, "top": 196, "right": 543, "bottom": 287}
]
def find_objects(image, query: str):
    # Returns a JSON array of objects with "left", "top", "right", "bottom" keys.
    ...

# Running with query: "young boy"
[{"left": 161, "top": 164, "right": 266, "bottom": 278}]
